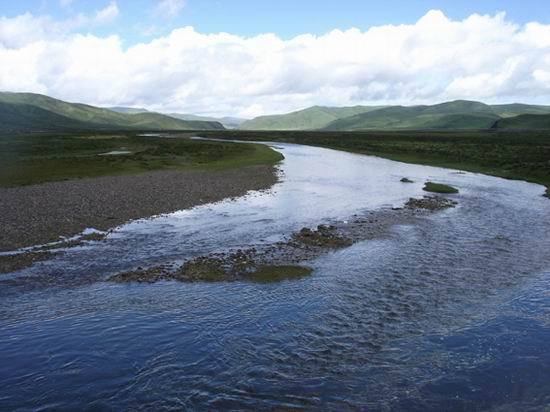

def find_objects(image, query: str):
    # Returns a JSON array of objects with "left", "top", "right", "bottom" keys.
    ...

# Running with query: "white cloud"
[
  {"left": 93, "top": 2, "right": 119, "bottom": 25},
  {"left": 1, "top": 10, "right": 550, "bottom": 117},
  {"left": 0, "top": 3, "right": 119, "bottom": 49},
  {"left": 154, "top": 0, "right": 186, "bottom": 19}
]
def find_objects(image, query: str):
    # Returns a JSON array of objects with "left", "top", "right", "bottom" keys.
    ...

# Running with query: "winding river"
[{"left": 1, "top": 142, "right": 549, "bottom": 410}]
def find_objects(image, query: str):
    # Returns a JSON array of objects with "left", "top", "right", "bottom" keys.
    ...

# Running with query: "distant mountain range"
[
  {"left": 240, "top": 105, "right": 386, "bottom": 131},
  {"left": 2, "top": 92, "right": 550, "bottom": 133},
  {"left": 0, "top": 93, "right": 225, "bottom": 132},
  {"left": 240, "top": 101, "right": 550, "bottom": 131},
  {"left": 108, "top": 107, "right": 246, "bottom": 129}
]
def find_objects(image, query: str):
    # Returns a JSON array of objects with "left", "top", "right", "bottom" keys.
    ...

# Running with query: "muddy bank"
[
  {"left": 111, "top": 196, "right": 457, "bottom": 284},
  {"left": 0, "top": 165, "right": 279, "bottom": 251}
]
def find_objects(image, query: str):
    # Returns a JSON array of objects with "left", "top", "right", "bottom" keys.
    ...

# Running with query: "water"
[{"left": 1, "top": 143, "right": 549, "bottom": 410}]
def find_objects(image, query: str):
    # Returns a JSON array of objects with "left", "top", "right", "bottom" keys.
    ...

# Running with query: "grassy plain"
[{"left": 0, "top": 133, "right": 283, "bottom": 187}]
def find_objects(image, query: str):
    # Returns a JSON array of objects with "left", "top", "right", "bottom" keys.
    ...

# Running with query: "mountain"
[
  {"left": 107, "top": 107, "right": 245, "bottom": 128},
  {"left": 323, "top": 100, "right": 501, "bottom": 131},
  {"left": 0, "top": 92, "right": 225, "bottom": 132},
  {"left": 107, "top": 106, "right": 149, "bottom": 114},
  {"left": 490, "top": 103, "right": 550, "bottom": 118},
  {"left": 492, "top": 113, "right": 550, "bottom": 130},
  {"left": 239, "top": 105, "right": 385, "bottom": 130},
  {"left": 168, "top": 113, "right": 247, "bottom": 129}
]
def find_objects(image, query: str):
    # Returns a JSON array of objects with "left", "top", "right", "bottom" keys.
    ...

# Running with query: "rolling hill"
[
  {"left": 108, "top": 107, "right": 246, "bottom": 129},
  {"left": 0, "top": 92, "right": 225, "bottom": 132},
  {"left": 490, "top": 103, "right": 550, "bottom": 118},
  {"left": 107, "top": 106, "right": 149, "bottom": 114},
  {"left": 168, "top": 113, "right": 247, "bottom": 129},
  {"left": 492, "top": 113, "right": 550, "bottom": 130},
  {"left": 240, "top": 100, "right": 550, "bottom": 131},
  {"left": 323, "top": 101, "right": 501, "bottom": 131},
  {"left": 239, "top": 105, "right": 385, "bottom": 130}
]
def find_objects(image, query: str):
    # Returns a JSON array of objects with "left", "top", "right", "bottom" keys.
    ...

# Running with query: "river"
[{"left": 1, "top": 142, "right": 549, "bottom": 410}]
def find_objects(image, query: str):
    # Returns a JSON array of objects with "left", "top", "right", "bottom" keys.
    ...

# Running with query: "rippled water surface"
[{"left": 1, "top": 143, "right": 550, "bottom": 410}]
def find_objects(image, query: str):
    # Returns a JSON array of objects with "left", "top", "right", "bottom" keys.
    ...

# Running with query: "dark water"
[{"left": 1, "top": 144, "right": 549, "bottom": 410}]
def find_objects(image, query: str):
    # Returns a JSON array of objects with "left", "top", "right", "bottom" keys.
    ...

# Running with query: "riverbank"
[
  {"left": 0, "top": 133, "right": 282, "bottom": 187},
  {"left": 198, "top": 130, "right": 550, "bottom": 197},
  {"left": 0, "top": 165, "right": 279, "bottom": 252}
]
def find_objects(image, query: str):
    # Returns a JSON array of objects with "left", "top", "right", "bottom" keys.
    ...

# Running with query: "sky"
[{"left": 1, "top": 0, "right": 550, "bottom": 117}]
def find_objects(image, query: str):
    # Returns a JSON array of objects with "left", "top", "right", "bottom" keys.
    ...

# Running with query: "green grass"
[
  {"left": 423, "top": 182, "right": 459, "bottom": 194},
  {"left": 494, "top": 113, "right": 550, "bottom": 130},
  {"left": 197, "top": 129, "right": 550, "bottom": 198},
  {"left": 245, "top": 265, "right": 313, "bottom": 283},
  {"left": 0, "top": 133, "right": 283, "bottom": 187}
]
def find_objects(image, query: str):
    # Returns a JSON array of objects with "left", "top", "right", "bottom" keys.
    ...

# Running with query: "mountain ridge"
[
  {"left": 0, "top": 92, "right": 225, "bottom": 132},
  {"left": 240, "top": 100, "right": 550, "bottom": 131}
]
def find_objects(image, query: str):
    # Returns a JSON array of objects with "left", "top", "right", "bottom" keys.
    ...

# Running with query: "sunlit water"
[{"left": 1, "top": 143, "right": 549, "bottom": 410}]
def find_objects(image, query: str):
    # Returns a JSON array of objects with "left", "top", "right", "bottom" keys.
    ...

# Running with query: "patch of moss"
[
  {"left": 246, "top": 265, "right": 313, "bottom": 283},
  {"left": 175, "top": 257, "right": 227, "bottom": 282},
  {"left": 400, "top": 177, "right": 414, "bottom": 183},
  {"left": 423, "top": 181, "right": 459, "bottom": 194}
]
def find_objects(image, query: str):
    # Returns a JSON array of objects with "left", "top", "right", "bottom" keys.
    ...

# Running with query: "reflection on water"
[{"left": 0, "top": 143, "right": 549, "bottom": 410}]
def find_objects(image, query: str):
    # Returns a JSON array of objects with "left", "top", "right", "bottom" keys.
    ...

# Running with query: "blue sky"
[{"left": 3, "top": 0, "right": 550, "bottom": 43}]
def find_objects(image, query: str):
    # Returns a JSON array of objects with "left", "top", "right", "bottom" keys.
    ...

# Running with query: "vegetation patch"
[
  {"left": 0, "top": 133, "right": 283, "bottom": 187},
  {"left": 293, "top": 225, "right": 352, "bottom": 248},
  {"left": 174, "top": 257, "right": 228, "bottom": 282},
  {"left": 245, "top": 265, "right": 313, "bottom": 283},
  {"left": 400, "top": 177, "right": 414, "bottom": 183},
  {"left": 423, "top": 182, "right": 459, "bottom": 194}
]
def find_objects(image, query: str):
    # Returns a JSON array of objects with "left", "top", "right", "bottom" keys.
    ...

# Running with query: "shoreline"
[
  {"left": 0, "top": 164, "right": 279, "bottom": 253},
  {"left": 197, "top": 130, "right": 550, "bottom": 198}
]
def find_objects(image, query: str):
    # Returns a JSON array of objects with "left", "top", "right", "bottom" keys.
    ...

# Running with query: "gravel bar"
[{"left": 0, "top": 165, "right": 279, "bottom": 251}]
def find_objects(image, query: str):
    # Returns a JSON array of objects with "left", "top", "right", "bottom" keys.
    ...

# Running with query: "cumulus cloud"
[
  {"left": 1, "top": 9, "right": 550, "bottom": 117},
  {"left": 154, "top": 0, "right": 186, "bottom": 19}
]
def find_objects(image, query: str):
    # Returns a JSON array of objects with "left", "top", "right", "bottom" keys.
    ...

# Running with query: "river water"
[{"left": 1, "top": 143, "right": 549, "bottom": 410}]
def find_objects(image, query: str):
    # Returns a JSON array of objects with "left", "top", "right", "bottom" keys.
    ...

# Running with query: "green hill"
[
  {"left": 323, "top": 100, "right": 501, "bottom": 131},
  {"left": 0, "top": 92, "right": 225, "bottom": 132},
  {"left": 493, "top": 113, "right": 550, "bottom": 130},
  {"left": 168, "top": 113, "right": 247, "bottom": 129},
  {"left": 240, "top": 100, "right": 550, "bottom": 132},
  {"left": 239, "top": 105, "right": 385, "bottom": 130},
  {"left": 107, "top": 106, "right": 149, "bottom": 114},
  {"left": 490, "top": 103, "right": 550, "bottom": 118}
]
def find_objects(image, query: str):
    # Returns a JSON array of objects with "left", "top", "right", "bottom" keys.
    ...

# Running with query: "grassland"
[
  {"left": 493, "top": 113, "right": 550, "bottom": 130},
  {"left": 197, "top": 129, "right": 550, "bottom": 197},
  {"left": 0, "top": 133, "right": 283, "bottom": 187}
]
